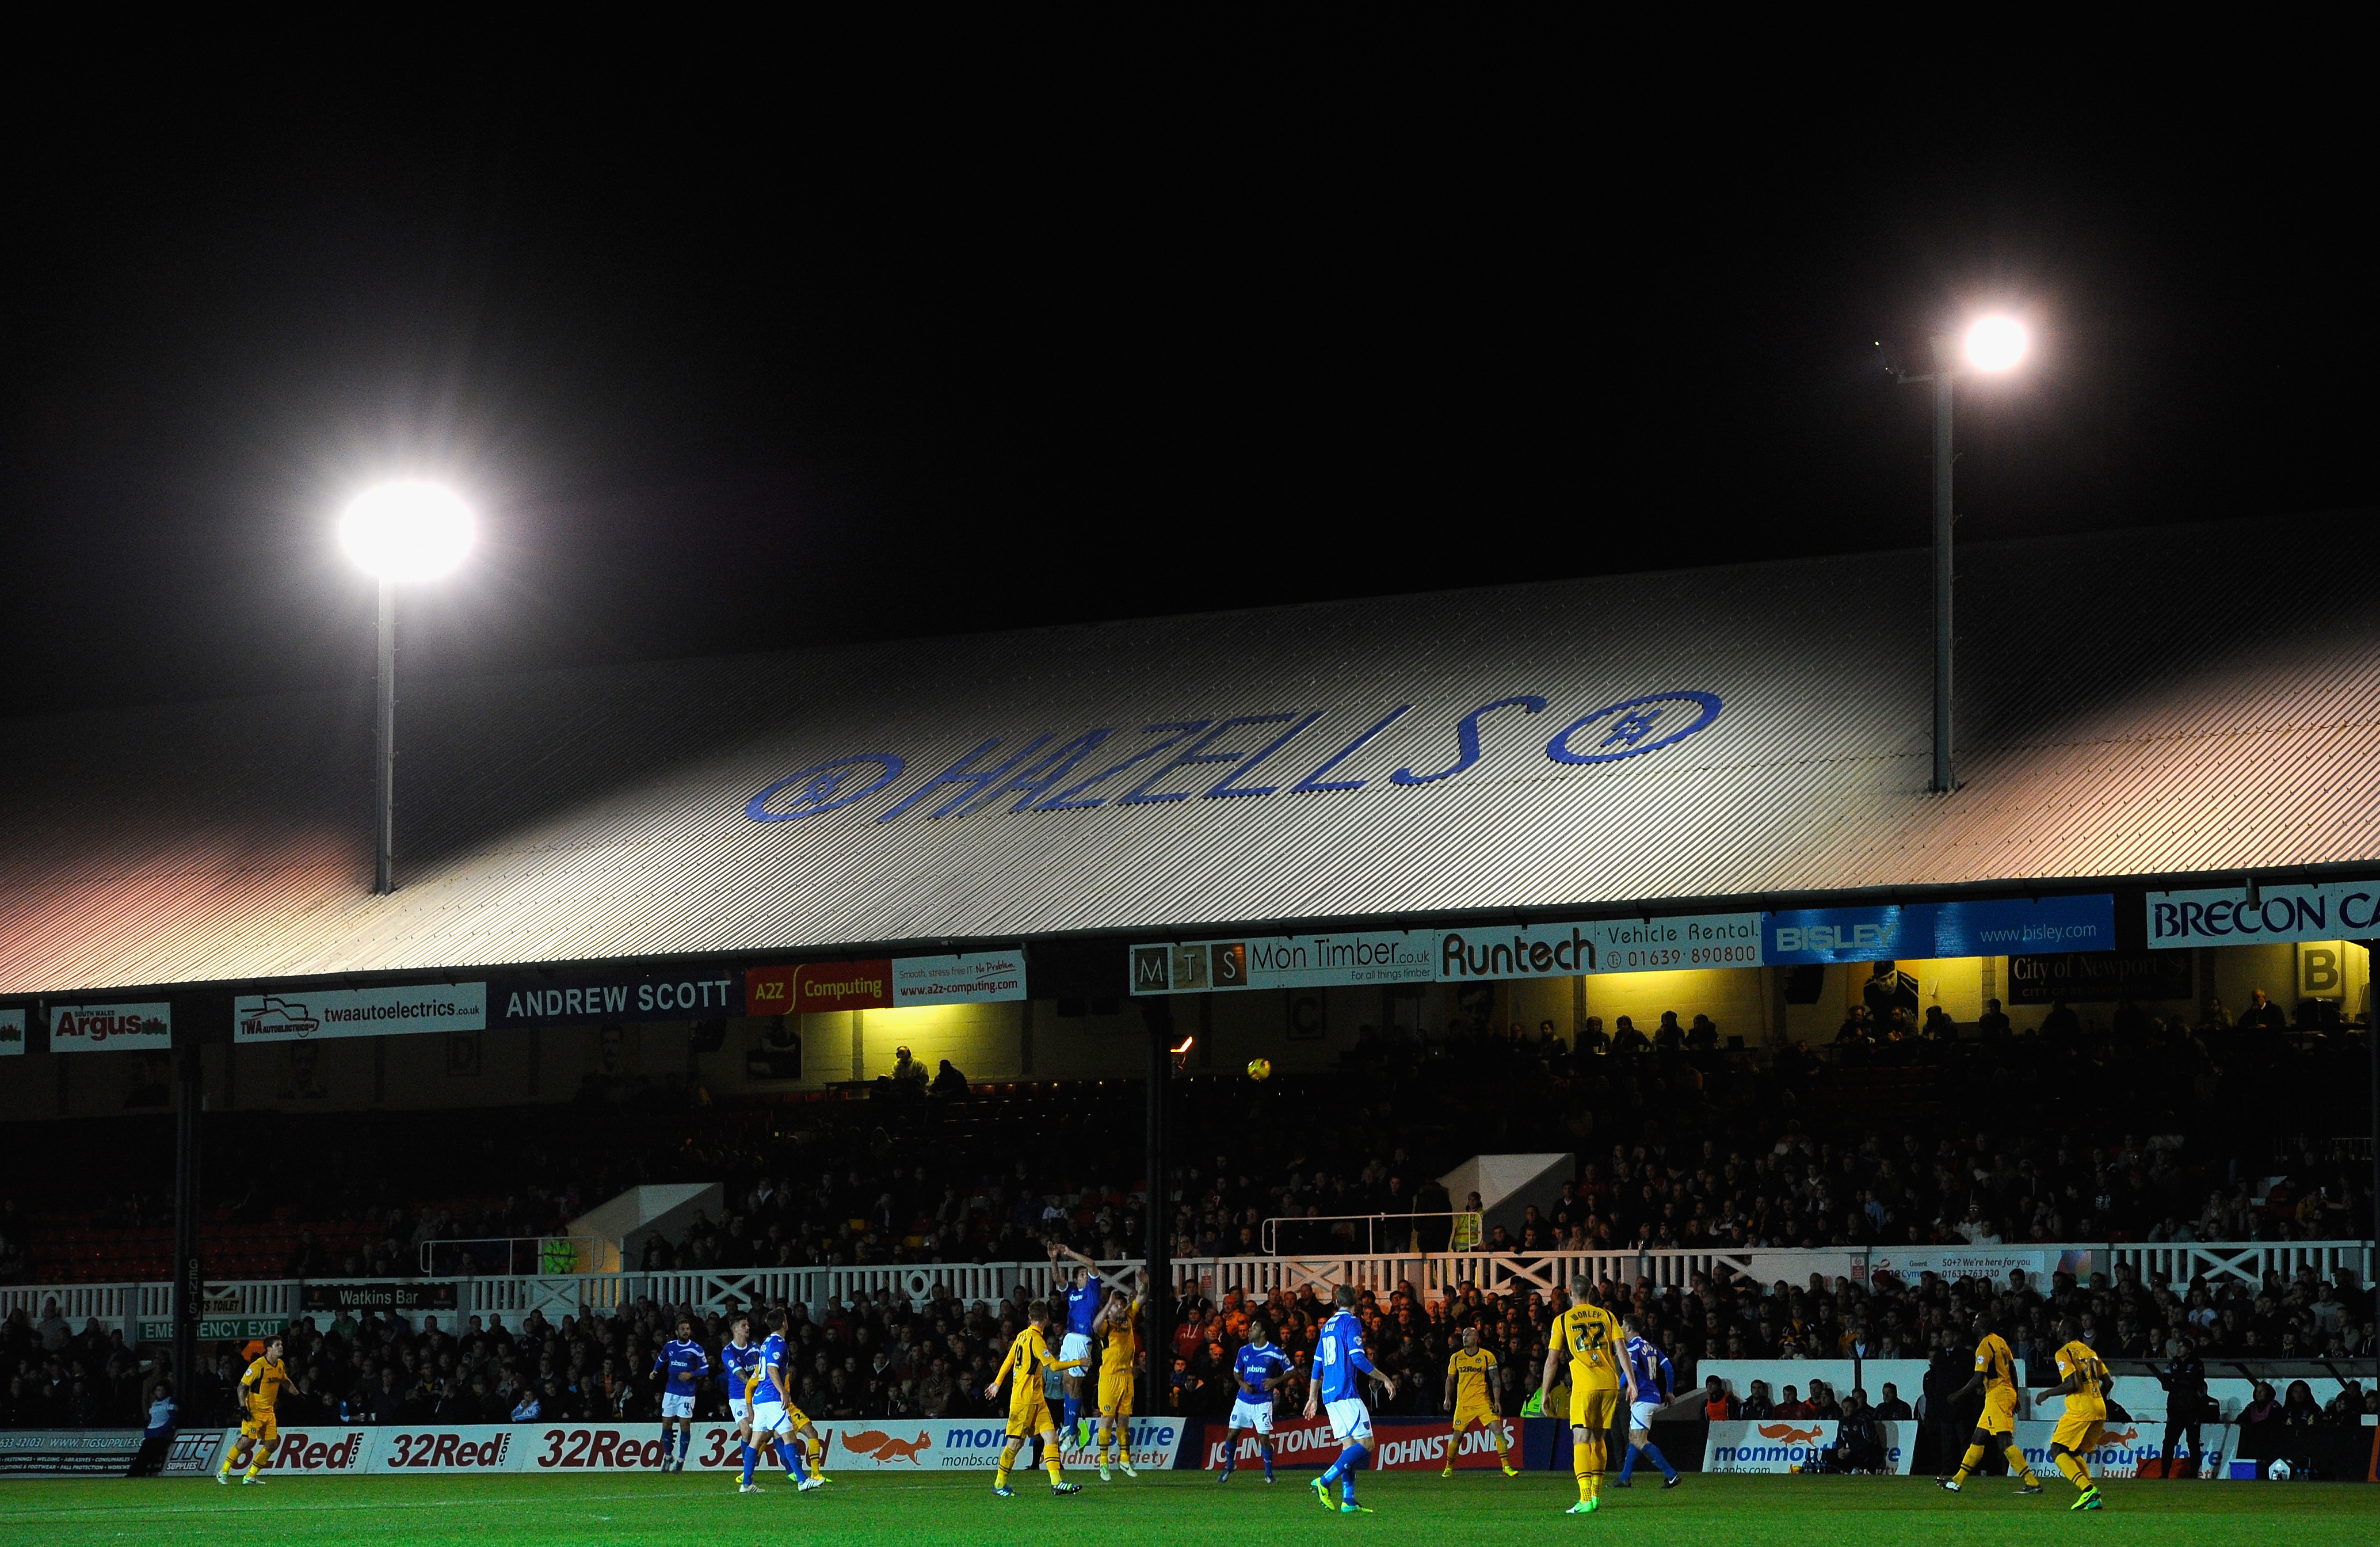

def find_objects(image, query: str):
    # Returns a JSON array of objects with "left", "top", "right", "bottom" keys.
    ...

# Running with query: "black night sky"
[{"left": 1, "top": 55, "right": 2366, "bottom": 719}]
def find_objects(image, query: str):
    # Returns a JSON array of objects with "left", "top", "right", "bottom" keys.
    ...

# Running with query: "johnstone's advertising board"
[
  {"left": 234, "top": 984, "right": 486, "bottom": 1042},
  {"left": 1132, "top": 897, "right": 2114, "bottom": 995}
]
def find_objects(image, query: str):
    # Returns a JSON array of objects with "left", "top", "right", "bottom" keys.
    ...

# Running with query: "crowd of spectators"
[{"left": 0, "top": 1304, "right": 151, "bottom": 1428}]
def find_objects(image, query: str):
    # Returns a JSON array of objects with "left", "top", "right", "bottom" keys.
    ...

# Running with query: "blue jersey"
[
  {"left": 1313, "top": 1309, "right": 1378, "bottom": 1405},
  {"left": 1065, "top": 1279, "right": 1102, "bottom": 1338},
  {"left": 1623, "top": 1335, "right": 1672, "bottom": 1401},
  {"left": 1233, "top": 1342, "right": 1292, "bottom": 1400},
  {"left": 719, "top": 1339, "right": 765, "bottom": 1404},
  {"left": 653, "top": 1338, "right": 710, "bottom": 1396},
  {"left": 751, "top": 1333, "right": 791, "bottom": 1404}
]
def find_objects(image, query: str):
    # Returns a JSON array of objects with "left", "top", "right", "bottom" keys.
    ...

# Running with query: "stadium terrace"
[{"left": 0, "top": 516, "right": 2373, "bottom": 1496}]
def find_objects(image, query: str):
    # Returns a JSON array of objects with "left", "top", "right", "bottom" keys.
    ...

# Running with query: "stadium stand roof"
[{"left": 2, "top": 516, "right": 2375, "bottom": 997}]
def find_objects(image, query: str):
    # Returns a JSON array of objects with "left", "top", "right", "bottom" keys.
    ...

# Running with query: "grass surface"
[{"left": 1, "top": 1470, "right": 2371, "bottom": 1546}]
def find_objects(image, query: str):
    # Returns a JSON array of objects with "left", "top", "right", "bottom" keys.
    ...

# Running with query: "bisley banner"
[
  {"left": 2147, "top": 882, "right": 2380, "bottom": 949},
  {"left": 49, "top": 1002, "right": 171, "bottom": 1053},
  {"left": 234, "top": 984, "right": 485, "bottom": 1042},
  {"left": 1765, "top": 896, "right": 2114, "bottom": 965}
]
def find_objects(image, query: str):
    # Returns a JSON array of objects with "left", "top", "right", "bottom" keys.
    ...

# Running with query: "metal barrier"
[
  {"left": 1259, "top": 1212, "right": 1482, "bottom": 1255},
  {"left": 5, "top": 1240, "right": 2368, "bottom": 1340}
]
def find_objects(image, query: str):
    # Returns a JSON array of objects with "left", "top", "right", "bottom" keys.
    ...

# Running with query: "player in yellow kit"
[
  {"left": 1937, "top": 1311, "right": 2044, "bottom": 1494},
  {"left": 217, "top": 1334, "right": 288, "bottom": 1485},
  {"left": 1540, "top": 1276, "right": 1635, "bottom": 1515},
  {"left": 984, "top": 1300, "right": 1087, "bottom": 1498},
  {"left": 1441, "top": 1325, "right": 1518, "bottom": 1477},
  {"left": 1093, "top": 1283, "right": 1142, "bottom": 1481},
  {"left": 2037, "top": 1316, "right": 2110, "bottom": 1511}
]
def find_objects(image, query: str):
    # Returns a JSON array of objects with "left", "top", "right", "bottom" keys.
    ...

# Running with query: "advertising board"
[
  {"left": 491, "top": 969, "right": 742, "bottom": 1028},
  {"left": 48, "top": 1002, "right": 170, "bottom": 1053},
  {"left": 891, "top": 950, "right": 1028, "bottom": 1005},
  {"left": 0, "top": 1006, "right": 22, "bottom": 1055},
  {"left": 234, "top": 984, "right": 485, "bottom": 1043},
  {"left": 1701, "top": 1419, "right": 1914, "bottom": 1474},
  {"left": 0, "top": 1428, "right": 146, "bottom": 1474},
  {"left": 162, "top": 1419, "right": 1183, "bottom": 1477}
]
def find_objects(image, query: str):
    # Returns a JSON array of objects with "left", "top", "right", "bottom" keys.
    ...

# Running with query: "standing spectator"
[{"left": 2156, "top": 1336, "right": 2210, "bottom": 1480}]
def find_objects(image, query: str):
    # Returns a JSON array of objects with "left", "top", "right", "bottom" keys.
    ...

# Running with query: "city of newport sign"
[{"left": 743, "top": 690, "right": 1725, "bottom": 825}]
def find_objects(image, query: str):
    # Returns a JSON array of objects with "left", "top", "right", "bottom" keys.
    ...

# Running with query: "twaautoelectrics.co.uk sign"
[{"left": 743, "top": 691, "right": 1725, "bottom": 825}]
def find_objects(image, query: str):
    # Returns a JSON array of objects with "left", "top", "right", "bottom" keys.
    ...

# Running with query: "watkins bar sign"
[{"left": 745, "top": 691, "right": 1726, "bottom": 825}]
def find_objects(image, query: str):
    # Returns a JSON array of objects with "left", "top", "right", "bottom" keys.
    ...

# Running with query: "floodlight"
[
  {"left": 1963, "top": 317, "right": 2028, "bottom": 373},
  {"left": 339, "top": 482, "right": 474, "bottom": 580}
]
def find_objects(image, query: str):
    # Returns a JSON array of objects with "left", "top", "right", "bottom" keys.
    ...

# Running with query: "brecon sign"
[
  {"left": 2147, "top": 882, "right": 2380, "bottom": 948},
  {"left": 745, "top": 690, "right": 1727, "bottom": 825}
]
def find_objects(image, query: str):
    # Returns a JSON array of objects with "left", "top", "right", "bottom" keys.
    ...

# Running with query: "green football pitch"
[{"left": 1, "top": 1472, "right": 2370, "bottom": 1546}]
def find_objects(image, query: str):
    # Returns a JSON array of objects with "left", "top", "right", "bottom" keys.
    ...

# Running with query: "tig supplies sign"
[
  {"left": 0, "top": 1007, "right": 24, "bottom": 1056},
  {"left": 47, "top": 1002, "right": 170, "bottom": 1053}
]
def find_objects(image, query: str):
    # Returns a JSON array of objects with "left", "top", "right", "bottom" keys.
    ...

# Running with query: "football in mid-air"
[{"left": 1246, "top": 1057, "right": 1272, "bottom": 1081}]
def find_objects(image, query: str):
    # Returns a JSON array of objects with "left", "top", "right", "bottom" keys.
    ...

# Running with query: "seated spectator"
[
  {"left": 1610, "top": 1017, "right": 1650, "bottom": 1056},
  {"left": 930, "top": 1060, "right": 970, "bottom": 1100},
  {"left": 1574, "top": 1018, "right": 1609, "bottom": 1057},
  {"left": 1976, "top": 999, "right": 2011, "bottom": 1039},
  {"left": 1774, "top": 1384, "right": 1810, "bottom": 1419},
  {"left": 1702, "top": 1375, "right": 1738, "bottom": 1420},
  {"left": 1740, "top": 1380, "right": 1774, "bottom": 1419},
  {"left": 890, "top": 1045, "right": 928, "bottom": 1092},
  {"left": 2236, "top": 989, "right": 2288, "bottom": 1034},
  {"left": 1873, "top": 1382, "right": 1912, "bottom": 1420}
]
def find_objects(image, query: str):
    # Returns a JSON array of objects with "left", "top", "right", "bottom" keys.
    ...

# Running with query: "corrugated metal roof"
[{"left": 3, "top": 516, "right": 2375, "bottom": 996}]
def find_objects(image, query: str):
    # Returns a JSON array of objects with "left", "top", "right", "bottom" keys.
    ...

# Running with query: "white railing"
[
  {"left": 6, "top": 1240, "right": 2367, "bottom": 1341},
  {"left": 1259, "top": 1212, "right": 1482, "bottom": 1255}
]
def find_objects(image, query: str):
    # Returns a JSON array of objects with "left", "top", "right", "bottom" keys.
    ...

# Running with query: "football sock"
[
  {"left": 1220, "top": 1441, "right": 1235, "bottom": 1477},
  {"left": 676, "top": 1427, "right": 691, "bottom": 1459},
  {"left": 1643, "top": 1441, "right": 1676, "bottom": 1481},
  {"left": 1046, "top": 1445, "right": 1066, "bottom": 1485},
  {"left": 782, "top": 1441, "right": 807, "bottom": 1482},
  {"left": 218, "top": 1446, "right": 238, "bottom": 1477},
  {"left": 244, "top": 1450, "right": 264, "bottom": 1479},
  {"left": 1494, "top": 1430, "right": 1512, "bottom": 1462},
  {"left": 1338, "top": 1446, "right": 1363, "bottom": 1502},
  {"left": 2005, "top": 1445, "right": 2038, "bottom": 1485},
  {"left": 1953, "top": 1441, "right": 1987, "bottom": 1484},
  {"left": 1574, "top": 1437, "right": 1595, "bottom": 1502},
  {"left": 2055, "top": 1451, "right": 2090, "bottom": 1491},
  {"left": 1619, "top": 1440, "right": 1637, "bottom": 1482},
  {"left": 741, "top": 1443, "right": 757, "bottom": 1487},
  {"left": 996, "top": 1439, "right": 1021, "bottom": 1488},
  {"left": 1063, "top": 1396, "right": 1081, "bottom": 1436},
  {"left": 1263, "top": 1442, "right": 1275, "bottom": 1481},
  {"left": 1318, "top": 1451, "right": 1345, "bottom": 1487},
  {"left": 808, "top": 1435, "right": 826, "bottom": 1477}
]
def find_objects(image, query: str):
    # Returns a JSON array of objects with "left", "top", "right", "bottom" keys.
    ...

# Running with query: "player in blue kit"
[
  {"left": 717, "top": 1315, "right": 774, "bottom": 1490},
  {"left": 740, "top": 1310, "right": 824, "bottom": 1495},
  {"left": 1614, "top": 1315, "right": 1679, "bottom": 1488},
  {"left": 1218, "top": 1319, "right": 1292, "bottom": 1483},
  {"left": 1050, "top": 1244, "right": 1107, "bottom": 1448},
  {"left": 1305, "top": 1285, "right": 1398, "bottom": 1514},
  {"left": 652, "top": 1314, "right": 712, "bottom": 1472}
]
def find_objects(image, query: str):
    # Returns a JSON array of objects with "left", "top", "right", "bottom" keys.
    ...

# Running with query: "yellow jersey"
[
  {"left": 1973, "top": 1333, "right": 2017, "bottom": 1396},
  {"left": 1449, "top": 1347, "right": 1497, "bottom": 1410},
  {"left": 1100, "top": 1302, "right": 1140, "bottom": 1377},
  {"left": 998, "top": 1326, "right": 1079, "bottom": 1410},
  {"left": 242, "top": 1355, "right": 288, "bottom": 1413},
  {"left": 1550, "top": 1304, "right": 1626, "bottom": 1390},
  {"left": 2053, "top": 1339, "right": 2107, "bottom": 1417}
]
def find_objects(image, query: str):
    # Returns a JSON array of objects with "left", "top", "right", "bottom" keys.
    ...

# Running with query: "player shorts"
[
  {"left": 2051, "top": 1409, "right": 2106, "bottom": 1456},
  {"left": 240, "top": 1411, "right": 278, "bottom": 1446},
  {"left": 1570, "top": 1385, "right": 1620, "bottom": 1431},
  {"left": 728, "top": 1396, "right": 750, "bottom": 1424},
  {"left": 1324, "top": 1397, "right": 1372, "bottom": 1445},
  {"left": 1059, "top": 1332, "right": 1093, "bottom": 1369},
  {"left": 1229, "top": 1396, "right": 1275, "bottom": 1433},
  {"left": 1454, "top": 1401, "right": 1499, "bottom": 1432},
  {"left": 661, "top": 1392, "right": 695, "bottom": 1420},
  {"left": 1099, "top": 1369, "right": 1134, "bottom": 1418},
  {"left": 751, "top": 1400, "right": 796, "bottom": 1436},
  {"left": 1628, "top": 1399, "right": 1658, "bottom": 1431},
  {"left": 1981, "top": 1387, "right": 2019, "bottom": 1433},
  {"left": 1008, "top": 1394, "right": 1055, "bottom": 1439}
]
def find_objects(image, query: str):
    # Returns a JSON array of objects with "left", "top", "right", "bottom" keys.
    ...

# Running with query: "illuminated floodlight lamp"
[
  {"left": 338, "top": 482, "right": 474, "bottom": 580},
  {"left": 1962, "top": 316, "right": 2028, "bottom": 373}
]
